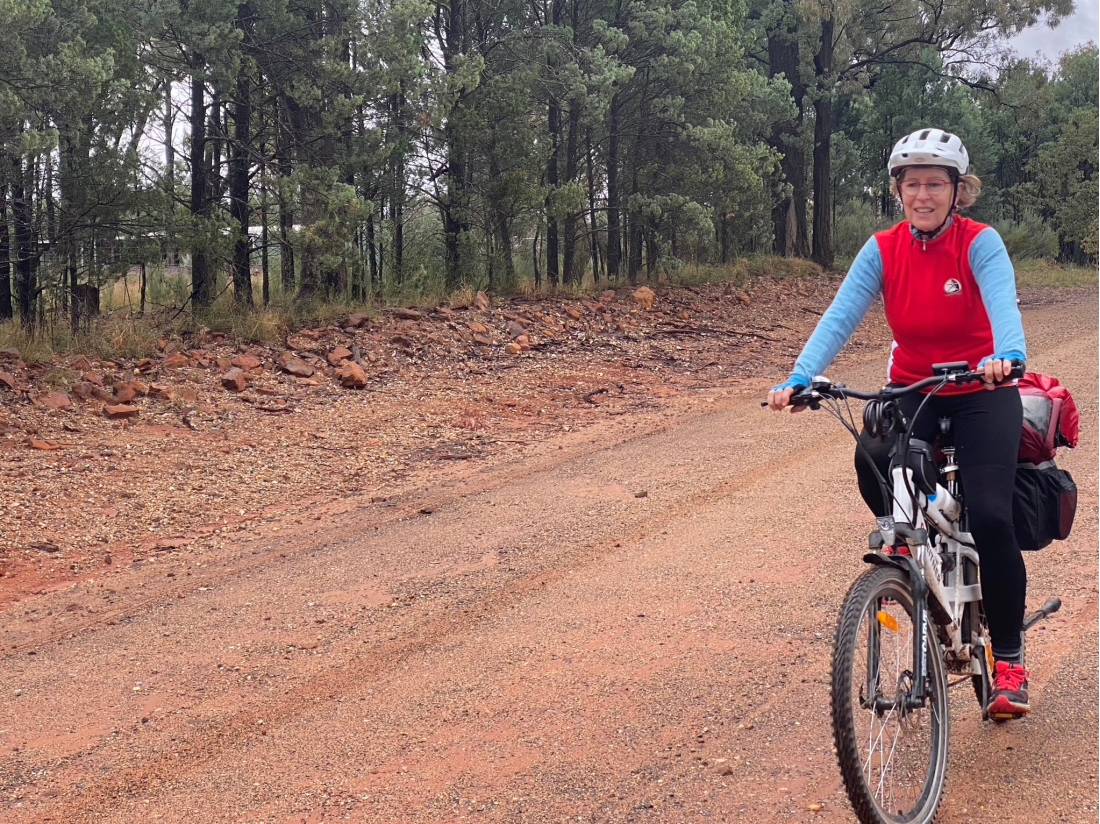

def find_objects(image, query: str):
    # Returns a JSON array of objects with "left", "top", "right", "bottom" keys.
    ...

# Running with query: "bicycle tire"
[{"left": 832, "top": 566, "right": 950, "bottom": 823}]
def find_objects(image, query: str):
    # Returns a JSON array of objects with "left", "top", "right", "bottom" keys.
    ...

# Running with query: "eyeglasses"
[{"left": 900, "top": 180, "right": 952, "bottom": 196}]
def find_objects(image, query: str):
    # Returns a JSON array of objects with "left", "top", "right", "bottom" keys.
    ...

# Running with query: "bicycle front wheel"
[{"left": 831, "top": 566, "right": 950, "bottom": 823}]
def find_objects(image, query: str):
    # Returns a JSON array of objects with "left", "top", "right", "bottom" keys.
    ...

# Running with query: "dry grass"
[
  {"left": 3, "top": 255, "right": 1085, "bottom": 363},
  {"left": 1015, "top": 260, "right": 1098, "bottom": 289}
]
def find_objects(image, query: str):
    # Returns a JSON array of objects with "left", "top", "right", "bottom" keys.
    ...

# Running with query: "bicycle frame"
[{"left": 867, "top": 443, "right": 988, "bottom": 710}]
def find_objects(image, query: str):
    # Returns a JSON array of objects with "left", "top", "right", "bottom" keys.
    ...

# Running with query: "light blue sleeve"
[
  {"left": 969, "top": 228, "right": 1027, "bottom": 364},
  {"left": 773, "top": 237, "right": 884, "bottom": 391}
]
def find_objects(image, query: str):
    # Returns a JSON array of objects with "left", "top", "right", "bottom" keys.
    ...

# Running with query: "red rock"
[
  {"left": 72, "top": 382, "right": 95, "bottom": 400},
  {"left": 515, "top": 335, "right": 532, "bottom": 350},
  {"left": 600, "top": 289, "right": 617, "bottom": 303},
  {"left": 505, "top": 343, "right": 522, "bottom": 355},
  {"left": 82, "top": 371, "right": 104, "bottom": 386},
  {"left": 394, "top": 308, "right": 423, "bottom": 320},
  {"left": 475, "top": 291, "right": 491, "bottom": 311},
  {"left": 434, "top": 306, "right": 454, "bottom": 318},
  {"left": 632, "top": 286, "right": 656, "bottom": 311},
  {"left": 162, "top": 353, "right": 190, "bottom": 368},
  {"left": 326, "top": 346, "right": 353, "bottom": 366},
  {"left": 471, "top": 332, "right": 493, "bottom": 346},
  {"left": 0, "top": 371, "right": 17, "bottom": 390},
  {"left": 337, "top": 361, "right": 368, "bottom": 389},
  {"left": 221, "top": 368, "right": 248, "bottom": 392},
  {"left": 148, "top": 383, "right": 173, "bottom": 400},
  {"left": 173, "top": 387, "right": 200, "bottom": 404},
  {"left": 135, "top": 357, "right": 156, "bottom": 373},
  {"left": 346, "top": 312, "right": 371, "bottom": 328},
  {"left": 215, "top": 357, "right": 232, "bottom": 370},
  {"left": 38, "top": 392, "right": 73, "bottom": 411},
  {"left": 27, "top": 436, "right": 61, "bottom": 451},
  {"left": 92, "top": 386, "right": 115, "bottom": 402},
  {"left": 468, "top": 321, "right": 489, "bottom": 335},
  {"left": 130, "top": 380, "right": 150, "bottom": 396},
  {"left": 231, "top": 354, "right": 262, "bottom": 370},
  {"left": 506, "top": 321, "right": 526, "bottom": 338},
  {"left": 277, "top": 352, "right": 315, "bottom": 377},
  {"left": 564, "top": 306, "right": 583, "bottom": 321},
  {"left": 736, "top": 291, "right": 751, "bottom": 306},
  {"left": 69, "top": 355, "right": 93, "bottom": 371},
  {"left": 112, "top": 383, "right": 139, "bottom": 403},
  {"left": 389, "top": 334, "right": 415, "bottom": 350},
  {"left": 104, "top": 403, "right": 141, "bottom": 418}
]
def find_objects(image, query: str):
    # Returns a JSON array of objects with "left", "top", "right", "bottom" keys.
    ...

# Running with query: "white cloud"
[{"left": 1007, "top": 3, "right": 1099, "bottom": 61}]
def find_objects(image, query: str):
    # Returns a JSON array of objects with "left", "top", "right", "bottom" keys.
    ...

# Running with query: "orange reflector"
[{"left": 877, "top": 611, "right": 900, "bottom": 633}]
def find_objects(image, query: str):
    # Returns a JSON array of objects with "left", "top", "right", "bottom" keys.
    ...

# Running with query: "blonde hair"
[{"left": 890, "top": 169, "right": 983, "bottom": 210}]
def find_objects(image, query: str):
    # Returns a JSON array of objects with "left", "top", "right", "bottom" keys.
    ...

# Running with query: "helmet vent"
[
  {"left": 940, "top": 133, "right": 952, "bottom": 143},
  {"left": 919, "top": 129, "right": 930, "bottom": 140}
]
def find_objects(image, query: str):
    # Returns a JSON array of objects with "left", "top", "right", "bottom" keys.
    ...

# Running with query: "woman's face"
[{"left": 898, "top": 166, "right": 955, "bottom": 232}]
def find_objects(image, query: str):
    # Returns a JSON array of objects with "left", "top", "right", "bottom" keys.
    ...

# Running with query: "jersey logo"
[{"left": 944, "top": 278, "right": 962, "bottom": 296}]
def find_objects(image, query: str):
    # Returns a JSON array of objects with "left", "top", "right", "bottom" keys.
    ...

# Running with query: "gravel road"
[{"left": 2, "top": 297, "right": 1096, "bottom": 823}]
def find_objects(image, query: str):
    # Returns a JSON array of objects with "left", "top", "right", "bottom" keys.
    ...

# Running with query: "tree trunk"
[
  {"left": 190, "top": 65, "right": 212, "bottom": 308},
  {"left": 366, "top": 212, "right": 378, "bottom": 292},
  {"left": 164, "top": 81, "right": 178, "bottom": 266},
  {"left": 811, "top": 18, "right": 835, "bottom": 268},
  {"left": 259, "top": 141, "right": 270, "bottom": 305},
  {"left": 140, "top": 260, "right": 147, "bottom": 315},
  {"left": 606, "top": 93, "right": 621, "bottom": 281},
  {"left": 0, "top": 166, "right": 11, "bottom": 321},
  {"left": 586, "top": 130, "right": 600, "bottom": 283},
  {"left": 11, "top": 153, "right": 36, "bottom": 328},
  {"left": 767, "top": 0, "right": 810, "bottom": 257},
  {"left": 627, "top": 69, "right": 650, "bottom": 285},
  {"left": 229, "top": 19, "right": 254, "bottom": 308},
  {"left": 389, "top": 92, "right": 406, "bottom": 284},
  {"left": 442, "top": 0, "right": 468, "bottom": 291},
  {"left": 546, "top": 92, "right": 560, "bottom": 286},
  {"left": 562, "top": 100, "right": 580, "bottom": 285},
  {"left": 276, "top": 95, "right": 295, "bottom": 293},
  {"left": 532, "top": 224, "right": 541, "bottom": 287}
]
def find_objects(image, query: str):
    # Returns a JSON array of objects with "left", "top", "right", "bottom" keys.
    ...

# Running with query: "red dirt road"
[{"left": 2, "top": 297, "right": 1096, "bottom": 822}]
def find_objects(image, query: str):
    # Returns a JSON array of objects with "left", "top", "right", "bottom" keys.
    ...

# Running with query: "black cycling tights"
[{"left": 854, "top": 386, "right": 1026, "bottom": 662}]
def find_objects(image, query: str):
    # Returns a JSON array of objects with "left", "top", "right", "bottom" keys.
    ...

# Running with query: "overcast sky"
[{"left": 1006, "top": 2, "right": 1098, "bottom": 60}]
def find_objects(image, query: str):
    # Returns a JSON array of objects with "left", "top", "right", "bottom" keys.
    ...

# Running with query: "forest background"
[{"left": 0, "top": 0, "right": 1096, "bottom": 351}]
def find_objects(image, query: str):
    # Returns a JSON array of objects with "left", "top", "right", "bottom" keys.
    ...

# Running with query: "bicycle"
[{"left": 775, "top": 361, "right": 1061, "bottom": 824}]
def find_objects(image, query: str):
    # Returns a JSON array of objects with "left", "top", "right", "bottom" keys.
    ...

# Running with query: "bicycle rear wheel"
[{"left": 832, "top": 566, "right": 950, "bottom": 823}]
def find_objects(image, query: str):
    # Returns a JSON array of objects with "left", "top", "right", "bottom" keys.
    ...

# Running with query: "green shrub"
[{"left": 997, "top": 216, "right": 1060, "bottom": 260}]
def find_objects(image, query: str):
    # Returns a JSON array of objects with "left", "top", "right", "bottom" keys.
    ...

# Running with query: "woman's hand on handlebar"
[
  {"left": 981, "top": 357, "right": 1024, "bottom": 389},
  {"left": 766, "top": 386, "right": 806, "bottom": 412}
]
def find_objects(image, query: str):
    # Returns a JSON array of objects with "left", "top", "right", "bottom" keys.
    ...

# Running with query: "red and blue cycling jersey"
[{"left": 779, "top": 216, "right": 1027, "bottom": 395}]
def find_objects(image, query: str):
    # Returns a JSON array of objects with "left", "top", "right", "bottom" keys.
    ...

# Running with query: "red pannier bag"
[
  {"left": 1018, "top": 372, "right": 1080, "bottom": 463},
  {"left": 1014, "top": 373, "right": 1080, "bottom": 551}
]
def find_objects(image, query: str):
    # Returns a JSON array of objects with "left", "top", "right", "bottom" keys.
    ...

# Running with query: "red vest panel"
[{"left": 875, "top": 217, "right": 995, "bottom": 394}]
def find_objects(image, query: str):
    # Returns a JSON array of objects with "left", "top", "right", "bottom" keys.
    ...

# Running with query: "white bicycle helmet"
[{"left": 887, "top": 128, "right": 969, "bottom": 176}]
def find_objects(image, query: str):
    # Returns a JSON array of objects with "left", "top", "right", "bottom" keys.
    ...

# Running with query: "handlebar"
[{"left": 762, "top": 361, "right": 1025, "bottom": 410}]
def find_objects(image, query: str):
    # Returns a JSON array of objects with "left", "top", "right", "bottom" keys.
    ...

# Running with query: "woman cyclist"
[{"left": 766, "top": 128, "right": 1030, "bottom": 720}]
